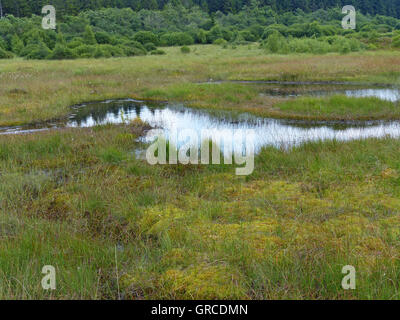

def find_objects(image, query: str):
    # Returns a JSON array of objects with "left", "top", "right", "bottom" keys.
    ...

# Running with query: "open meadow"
[
  {"left": 0, "top": 45, "right": 400, "bottom": 299},
  {"left": 1, "top": 45, "right": 400, "bottom": 127}
]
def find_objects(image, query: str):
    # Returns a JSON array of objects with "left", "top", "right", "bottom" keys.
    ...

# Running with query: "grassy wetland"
[
  {"left": 1, "top": 46, "right": 400, "bottom": 126},
  {"left": 1, "top": 45, "right": 400, "bottom": 300}
]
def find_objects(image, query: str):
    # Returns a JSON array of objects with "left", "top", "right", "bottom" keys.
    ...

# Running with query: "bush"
[
  {"left": 240, "top": 30, "right": 257, "bottom": 42},
  {"left": 123, "top": 40, "right": 147, "bottom": 52},
  {"left": 206, "top": 26, "right": 222, "bottom": 43},
  {"left": 264, "top": 31, "right": 285, "bottom": 53},
  {"left": 21, "top": 28, "right": 57, "bottom": 50},
  {"left": 20, "top": 42, "right": 51, "bottom": 60},
  {"left": 261, "top": 34, "right": 364, "bottom": 55},
  {"left": 99, "top": 44, "right": 125, "bottom": 57},
  {"left": 94, "top": 46, "right": 110, "bottom": 58},
  {"left": 133, "top": 31, "right": 159, "bottom": 46},
  {"left": 67, "top": 38, "right": 85, "bottom": 49},
  {"left": 0, "top": 48, "right": 13, "bottom": 59},
  {"left": 213, "top": 38, "right": 227, "bottom": 46},
  {"left": 73, "top": 44, "right": 97, "bottom": 58},
  {"left": 83, "top": 25, "right": 97, "bottom": 45},
  {"left": 332, "top": 36, "right": 363, "bottom": 53},
  {"left": 248, "top": 25, "right": 264, "bottom": 39},
  {"left": 0, "top": 37, "right": 7, "bottom": 51},
  {"left": 375, "top": 24, "right": 392, "bottom": 33},
  {"left": 122, "top": 46, "right": 146, "bottom": 56},
  {"left": 262, "top": 24, "right": 289, "bottom": 39},
  {"left": 144, "top": 42, "right": 157, "bottom": 51},
  {"left": 181, "top": 46, "right": 191, "bottom": 54},
  {"left": 287, "top": 38, "right": 332, "bottom": 54},
  {"left": 197, "top": 29, "right": 207, "bottom": 44},
  {"left": 392, "top": 36, "right": 400, "bottom": 48},
  {"left": 49, "top": 44, "right": 77, "bottom": 60},
  {"left": 360, "top": 24, "right": 374, "bottom": 32},
  {"left": 160, "top": 32, "right": 194, "bottom": 46},
  {"left": 200, "top": 20, "right": 214, "bottom": 31},
  {"left": 206, "top": 25, "right": 233, "bottom": 43},
  {"left": 151, "top": 49, "right": 166, "bottom": 55},
  {"left": 91, "top": 44, "right": 127, "bottom": 58},
  {"left": 95, "top": 31, "right": 113, "bottom": 44},
  {"left": 11, "top": 35, "right": 24, "bottom": 55}
]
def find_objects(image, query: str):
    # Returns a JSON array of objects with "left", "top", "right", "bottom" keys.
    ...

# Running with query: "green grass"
[
  {"left": 1, "top": 46, "right": 400, "bottom": 300},
  {"left": 1, "top": 125, "right": 400, "bottom": 299},
  {"left": 274, "top": 95, "right": 400, "bottom": 120},
  {"left": 1, "top": 46, "right": 400, "bottom": 126}
]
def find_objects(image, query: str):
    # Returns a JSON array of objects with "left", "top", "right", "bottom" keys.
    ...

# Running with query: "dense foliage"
[
  {"left": 1, "top": 0, "right": 400, "bottom": 18},
  {"left": 0, "top": 2, "right": 399, "bottom": 59}
]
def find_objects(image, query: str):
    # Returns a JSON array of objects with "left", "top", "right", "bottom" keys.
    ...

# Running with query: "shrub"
[
  {"left": 221, "top": 29, "right": 234, "bottom": 42},
  {"left": 160, "top": 32, "right": 194, "bottom": 46},
  {"left": 206, "top": 25, "right": 233, "bottom": 43},
  {"left": 0, "top": 37, "right": 7, "bottom": 51},
  {"left": 73, "top": 44, "right": 97, "bottom": 58},
  {"left": 206, "top": 26, "right": 223, "bottom": 43},
  {"left": 151, "top": 49, "right": 166, "bottom": 55},
  {"left": 99, "top": 44, "right": 125, "bottom": 57},
  {"left": 262, "top": 24, "right": 289, "bottom": 39},
  {"left": 133, "top": 31, "right": 158, "bottom": 45},
  {"left": 197, "top": 29, "right": 207, "bottom": 44},
  {"left": 144, "top": 42, "right": 157, "bottom": 51},
  {"left": 67, "top": 38, "right": 85, "bottom": 49},
  {"left": 232, "top": 33, "right": 247, "bottom": 45},
  {"left": 123, "top": 40, "right": 147, "bottom": 52},
  {"left": 20, "top": 42, "right": 51, "bottom": 60},
  {"left": 360, "top": 24, "right": 374, "bottom": 32},
  {"left": 287, "top": 38, "right": 331, "bottom": 54},
  {"left": 320, "top": 25, "right": 338, "bottom": 36},
  {"left": 122, "top": 46, "right": 146, "bottom": 56},
  {"left": 0, "top": 48, "right": 13, "bottom": 59},
  {"left": 248, "top": 25, "right": 264, "bottom": 39},
  {"left": 181, "top": 46, "right": 190, "bottom": 54},
  {"left": 200, "top": 19, "right": 214, "bottom": 31},
  {"left": 91, "top": 44, "right": 126, "bottom": 58},
  {"left": 21, "top": 28, "right": 57, "bottom": 50},
  {"left": 49, "top": 44, "right": 77, "bottom": 60},
  {"left": 213, "top": 38, "right": 227, "bottom": 46},
  {"left": 264, "top": 31, "right": 285, "bottom": 53},
  {"left": 55, "top": 32, "right": 67, "bottom": 45},
  {"left": 392, "top": 35, "right": 400, "bottom": 48},
  {"left": 95, "top": 31, "right": 113, "bottom": 44},
  {"left": 11, "top": 35, "right": 24, "bottom": 55},
  {"left": 83, "top": 25, "right": 97, "bottom": 45},
  {"left": 261, "top": 34, "right": 363, "bottom": 55},
  {"left": 375, "top": 24, "right": 392, "bottom": 33},
  {"left": 240, "top": 30, "right": 257, "bottom": 42},
  {"left": 332, "top": 36, "right": 362, "bottom": 53},
  {"left": 94, "top": 46, "right": 110, "bottom": 58}
]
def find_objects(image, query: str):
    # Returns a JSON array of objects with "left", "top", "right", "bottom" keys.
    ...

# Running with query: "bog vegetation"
[{"left": 1, "top": 0, "right": 400, "bottom": 301}]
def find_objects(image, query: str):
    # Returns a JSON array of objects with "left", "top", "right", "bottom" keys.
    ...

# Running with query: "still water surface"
[{"left": 1, "top": 96, "right": 399, "bottom": 152}]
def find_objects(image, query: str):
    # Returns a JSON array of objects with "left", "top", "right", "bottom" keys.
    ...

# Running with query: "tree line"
[
  {"left": 0, "top": 3, "right": 399, "bottom": 60},
  {"left": 1, "top": 0, "right": 399, "bottom": 19}
]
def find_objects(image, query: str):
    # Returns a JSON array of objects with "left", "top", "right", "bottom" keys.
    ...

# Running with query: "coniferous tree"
[{"left": 0, "top": 0, "right": 398, "bottom": 18}]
